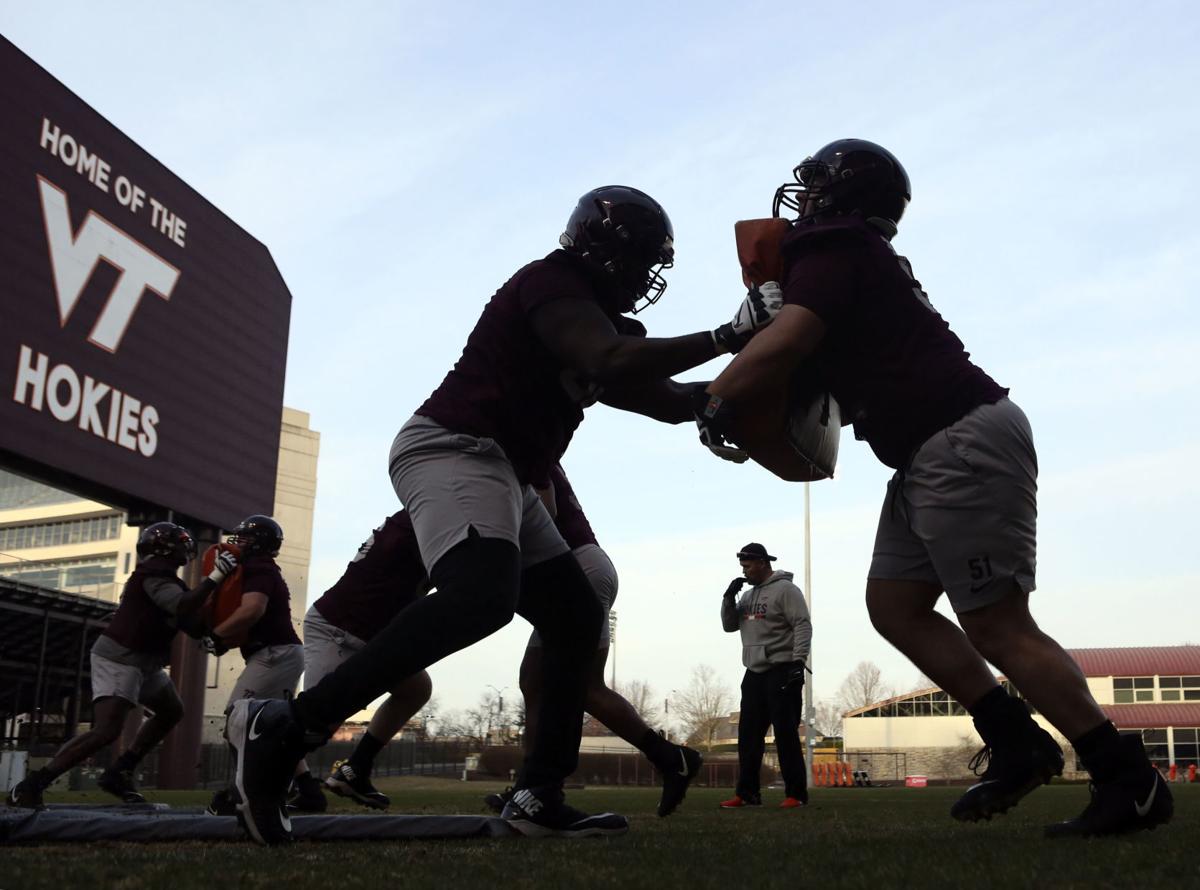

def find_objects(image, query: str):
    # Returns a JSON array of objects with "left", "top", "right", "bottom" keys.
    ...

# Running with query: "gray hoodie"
[{"left": 721, "top": 570, "right": 812, "bottom": 673}]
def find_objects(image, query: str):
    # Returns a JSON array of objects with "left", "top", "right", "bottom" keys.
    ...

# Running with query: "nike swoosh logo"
[
  {"left": 679, "top": 749, "right": 689, "bottom": 776},
  {"left": 248, "top": 707, "right": 266, "bottom": 741},
  {"left": 1134, "top": 778, "right": 1158, "bottom": 817}
]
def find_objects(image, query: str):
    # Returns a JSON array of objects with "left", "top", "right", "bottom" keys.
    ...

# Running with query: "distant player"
[
  {"left": 225, "top": 185, "right": 782, "bottom": 844},
  {"left": 204, "top": 516, "right": 317, "bottom": 814},
  {"left": 694, "top": 139, "right": 1172, "bottom": 837},
  {"left": 302, "top": 512, "right": 433, "bottom": 809},
  {"left": 5, "top": 522, "right": 236, "bottom": 807}
]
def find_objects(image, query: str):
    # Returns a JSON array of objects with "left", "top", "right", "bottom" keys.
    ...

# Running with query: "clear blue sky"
[{"left": 3, "top": 2, "right": 1197, "bottom": 724}]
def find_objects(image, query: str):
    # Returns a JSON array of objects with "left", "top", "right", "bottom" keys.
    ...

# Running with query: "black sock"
[
  {"left": 111, "top": 750, "right": 141, "bottom": 773},
  {"left": 349, "top": 731, "right": 386, "bottom": 774},
  {"left": 968, "top": 685, "right": 1035, "bottom": 744},
  {"left": 1071, "top": 720, "right": 1124, "bottom": 782},
  {"left": 30, "top": 766, "right": 58, "bottom": 787},
  {"left": 637, "top": 729, "right": 679, "bottom": 771}
]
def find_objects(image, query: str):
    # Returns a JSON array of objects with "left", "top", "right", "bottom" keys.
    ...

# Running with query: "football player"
[
  {"left": 486, "top": 463, "right": 704, "bottom": 818},
  {"left": 5, "top": 522, "right": 236, "bottom": 807},
  {"left": 203, "top": 516, "right": 319, "bottom": 814},
  {"left": 302, "top": 512, "right": 432, "bottom": 809},
  {"left": 225, "top": 185, "right": 783, "bottom": 844},
  {"left": 693, "top": 139, "right": 1172, "bottom": 838}
]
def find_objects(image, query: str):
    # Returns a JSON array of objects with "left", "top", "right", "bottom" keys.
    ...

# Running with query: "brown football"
[{"left": 200, "top": 542, "right": 245, "bottom": 639}]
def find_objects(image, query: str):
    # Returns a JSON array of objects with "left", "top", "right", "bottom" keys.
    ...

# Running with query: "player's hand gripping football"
[
  {"left": 711, "top": 281, "right": 783, "bottom": 354},
  {"left": 691, "top": 389, "right": 749, "bottom": 463},
  {"left": 207, "top": 550, "right": 238, "bottom": 585}
]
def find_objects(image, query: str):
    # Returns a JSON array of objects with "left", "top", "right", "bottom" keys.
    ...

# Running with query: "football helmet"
[
  {"left": 773, "top": 139, "right": 911, "bottom": 227},
  {"left": 228, "top": 514, "right": 283, "bottom": 557},
  {"left": 136, "top": 521, "right": 197, "bottom": 565},
  {"left": 559, "top": 185, "right": 675, "bottom": 313}
]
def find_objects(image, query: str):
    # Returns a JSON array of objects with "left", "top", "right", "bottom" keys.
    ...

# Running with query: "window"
[
  {"left": 1113, "top": 677, "right": 1155, "bottom": 703},
  {"left": 1160, "top": 676, "right": 1200, "bottom": 702},
  {"left": 1174, "top": 729, "right": 1199, "bottom": 766},
  {"left": 0, "top": 514, "right": 123, "bottom": 550}
]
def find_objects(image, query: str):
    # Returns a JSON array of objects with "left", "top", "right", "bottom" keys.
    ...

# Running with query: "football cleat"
[
  {"left": 6, "top": 776, "right": 46, "bottom": 809},
  {"left": 484, "top": 786, "right": 514, "bottom": 814},
  {"left": 206, "top": 787, "right": 241, "bottom": 816},
  {"left": 950, "top": 727, "right": 1064, "bottom": 822},
  {"left": 658, "top": 746, "right": 702, "bottom": 817},
  {"left": 501, "top": 785, "right": 628, "bottom": 838},
  {"left": 97, "top": 767, "right": 147, "bottom": 804},
  {"left": 288, "top": 773, "right": 328, "bottom": 813},
  {"left": 719, "top": 794, "right": 762, "bottom": 808},
  {"left": 1045, "top": 736, "right": 1174, "bottom": 838},
  {"left": 226, "top": 698, "right": 308, "bottom": 845},
  {"left": 325, "top": 760, "right": 389, "bottom": 810}
]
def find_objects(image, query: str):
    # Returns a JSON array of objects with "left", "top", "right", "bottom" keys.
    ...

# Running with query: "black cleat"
[
  {"left": 501, "top": 785, "right": 628, "bottom": 837},
  {"left": 6, "top": 776, "right": 46, "bottom": 809},
  {"left": 1045, "top": 737, "right": 1174, "bottom": 838},
  {"left": 226, "top": 698, "right": 308, "bottom": 845},
  {"left": 658, "top": 746, "right": 703, "bottom": 817},
  {"left": 325, "top": 760, "right": 389, "bottom": 810},
  {"left": 288, "top": 773, "right": 328, "bottom": 813},
  {"left": 97, "top": 767, "right": 147, "bottom": 804},
  {"left": 206, "top": 787, "right": 241, "bottom": 816},
  {"left": 951, "top": 728, "right": 1064, "bottom": 822},
  {"left": 483, "top": 786, "right": 513, "bottom": 814}
]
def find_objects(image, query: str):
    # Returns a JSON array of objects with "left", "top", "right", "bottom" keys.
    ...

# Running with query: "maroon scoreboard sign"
[{"left": 0, "top": 35, "right": 291, "bottom": 530}]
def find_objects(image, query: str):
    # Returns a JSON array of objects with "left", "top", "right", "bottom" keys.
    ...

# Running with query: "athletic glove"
[
  {"left": 201, "top": 632, "right": 229, "bottom": 657},
  {"left": 691, "top": 389, "right": 748, "bottom": 463},
  {"left": 711, "top": 282, "right": 783, "bottom": 355},
  {"left": 724, "top": 577, "right": 748, "bottom": 598},
  {"left": 207, "top": 550, "right": 238, "bottom": 585}
]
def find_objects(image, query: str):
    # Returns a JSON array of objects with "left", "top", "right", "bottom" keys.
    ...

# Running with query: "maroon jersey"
[
  {"left": 240, "top": 555, "right": 301, "bottom": 656},
  {"left": 780, "top": 216, "right": 1007, "bottom": 468},
  {"left": 416, "top": 250, "right": 636, "bottom": 487},
  {"left": 549, "top": 465, "right": 598, "bottom": 550},
  {"left": 313, "top": 511, "right": 429, "bottom": 643},
  {"left": 101, "top": 557, "right": 187, "bottom": 662}
]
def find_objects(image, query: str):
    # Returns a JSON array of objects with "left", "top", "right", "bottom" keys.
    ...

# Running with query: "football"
[{"left": 200, "top": 542, "right": 245, "bottom": 638}]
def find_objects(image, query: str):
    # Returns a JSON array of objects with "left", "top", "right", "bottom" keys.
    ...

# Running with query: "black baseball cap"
[{"left": 736, "top": 543, "right": 777, "bottom": 562}]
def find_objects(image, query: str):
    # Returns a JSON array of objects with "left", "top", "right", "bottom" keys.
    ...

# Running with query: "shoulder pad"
[
  {"left": 614, "top": 316, "right": 647, "bottom": 337},
  {"left": 780, "top": 215, "right": 874, "bottom": 257}
]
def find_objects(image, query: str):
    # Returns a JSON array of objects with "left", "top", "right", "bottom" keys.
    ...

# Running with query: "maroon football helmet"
[
  {"left": 560, "top": 185, "right": 675, "bottom": 313},
  {"left": 774, "top": 139, "right": 911, "bottom": 227}
]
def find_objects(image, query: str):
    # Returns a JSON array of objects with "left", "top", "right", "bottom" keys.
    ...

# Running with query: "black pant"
[
  {"left": 295, "top": 537, "right": 600, "bottom": 788},
  {"left": 736, "top": 667, "right": 808, "bottom": 801}
]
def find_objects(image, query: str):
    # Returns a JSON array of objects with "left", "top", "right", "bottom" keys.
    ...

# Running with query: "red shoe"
[
  {"left": 719, "top": 794, "right": 761, "bottom": 808},
  {"left": 779, "top": 797, "right": 808, "bottom": 808}
]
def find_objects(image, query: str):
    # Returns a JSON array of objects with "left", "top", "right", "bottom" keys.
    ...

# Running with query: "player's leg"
[
  {"left": 8, "top": 693, "right": 133, "bottom": 807},
  {"left": 328, "top": 671, "right": 432, "bottom": 809},
  {"left": 227, "top": 420, "right": 525, "bottom": 843},
  {"left": 98, "top": 671, "right": 183, "bottom": 803},
  {"left": 725, "top": 670, "right": 769, "bottom": 807},
  {"left": 765, "top": 668, "right": 807, "bottom": 806}
]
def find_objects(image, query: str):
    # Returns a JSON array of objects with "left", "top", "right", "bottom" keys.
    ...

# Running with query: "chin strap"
[{"left": 865, "top": 216, "right": 899, "bottom": 240}]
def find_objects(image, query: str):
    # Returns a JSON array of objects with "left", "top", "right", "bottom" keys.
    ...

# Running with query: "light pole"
[
  {"left": 486, "top": 685, "right": 508, "bottom": 742},
  {"left": 803, "top": 481, "right": 815, "bottom": 774}
]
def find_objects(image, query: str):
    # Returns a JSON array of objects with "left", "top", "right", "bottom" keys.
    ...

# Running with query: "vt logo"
[{"left": 37, "top": 175, "right": 180, "bottom": 353}]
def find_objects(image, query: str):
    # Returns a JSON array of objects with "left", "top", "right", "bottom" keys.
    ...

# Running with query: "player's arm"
[
  {"left": 534, "top": 482, "right": 557, "bottom": 518},
  {"left": 706, "top": 304, "right": 827, "bottom": 403},
  {"left": 531, "top": 297, "right": 716, "bottom": 384},
  {"left": 212, "top": 590, "right": 268, "bottom": 639},
  {"left": 598, "top": 378, "right": 702, "bottom": 424}
]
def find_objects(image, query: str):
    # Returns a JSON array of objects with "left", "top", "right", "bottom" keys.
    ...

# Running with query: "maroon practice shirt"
[
  {"left": 240, "top": 555, "right": 301, "bottom": 656},
  {"left": 417, "top": 250, "right": 641, "bottom": 487},
  {"left": 549, "top": 464, "right": 598, "bottom": 550},
  {"left": 780, "top": 215, "right": 1007, "bottom": 468},
  {"left": 101, "top": 557, "right": 187, "bottom": 662},
  {"left": 312, "top": 511, "right": 429, "bottom": 643}
]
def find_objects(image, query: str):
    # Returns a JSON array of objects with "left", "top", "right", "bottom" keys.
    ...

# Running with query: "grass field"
[{"left": 4, "top": 778, "right": 1197, "bottom": 889}]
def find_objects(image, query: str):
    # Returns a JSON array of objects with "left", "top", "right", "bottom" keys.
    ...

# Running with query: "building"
[
  {"left": 842, "top": 646, "right": 1200, "bottom": 780},
  {"left": 0, "top": 407, "right": 319, "bottom": 744}
]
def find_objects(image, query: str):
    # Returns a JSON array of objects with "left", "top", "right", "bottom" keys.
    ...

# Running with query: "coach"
[{"left": 719, "top": 543, "right": 812, "bottom": 809}]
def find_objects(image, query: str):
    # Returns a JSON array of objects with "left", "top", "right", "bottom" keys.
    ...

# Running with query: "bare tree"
[
  {"left": 673, "top": 665, "right": 733, "bottom": 751},
  {"left": 616, "top": 678, "right": 661, "bottom": 727},
  {"left": 837, "top": 661, "right": 892, "bottom": 712},
  {"left": 811, "top": 700, "right": 844, "bottom": 739}
]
